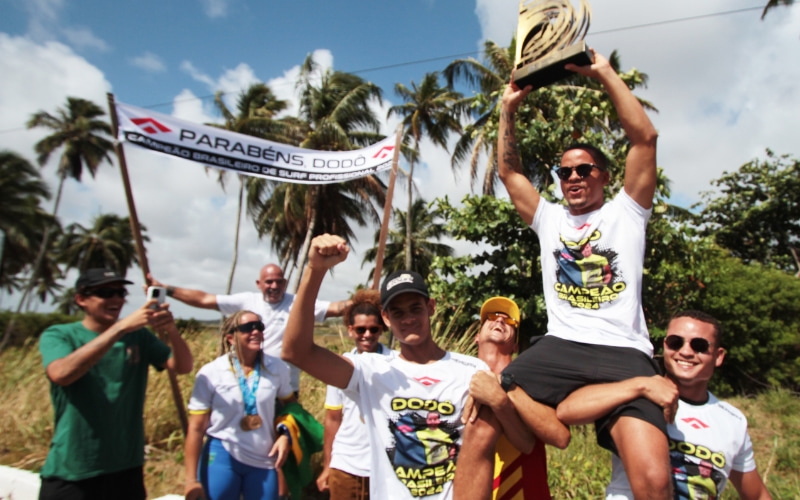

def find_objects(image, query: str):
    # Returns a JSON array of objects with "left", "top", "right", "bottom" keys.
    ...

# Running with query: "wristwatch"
[{"left": 500, "top": 373, "right": 516, "bottom": 392}]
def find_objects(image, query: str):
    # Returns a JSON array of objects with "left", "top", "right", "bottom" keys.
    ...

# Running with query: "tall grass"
[{"left": 1, "top": 321, "right": 797, "bottom": 498}]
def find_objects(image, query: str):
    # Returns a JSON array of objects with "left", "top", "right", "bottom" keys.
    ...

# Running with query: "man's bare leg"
[
  {"left": 453, "top": 406, "right": 500, "bottom": 500},
  {"left": 610, "top": 416, "right": 672, "bottom": 500}
]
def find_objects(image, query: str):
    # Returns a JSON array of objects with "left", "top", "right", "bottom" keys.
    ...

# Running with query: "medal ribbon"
[{"left": 231, "top": 354, "right": 261, "bottom": 416}]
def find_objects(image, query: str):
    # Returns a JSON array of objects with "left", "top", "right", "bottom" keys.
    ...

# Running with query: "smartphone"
[{"left": 146, "top": 286, "right": 166, "bottom": 310}]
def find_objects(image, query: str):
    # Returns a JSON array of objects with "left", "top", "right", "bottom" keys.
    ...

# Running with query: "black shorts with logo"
[{"left": 501, "top": 335, "right": 666, "bottom": 452}]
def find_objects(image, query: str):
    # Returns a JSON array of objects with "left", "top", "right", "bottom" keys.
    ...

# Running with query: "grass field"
[{"left": 1, "top": 322, "right": 797, "bottom": 498}]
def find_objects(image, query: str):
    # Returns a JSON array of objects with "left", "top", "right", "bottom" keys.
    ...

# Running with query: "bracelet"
[
  {"left": 166, "top": 286, "right": 175, "bottom": 297},
  {"left": 276, "top": 423, "right": 292, "bottom": 447}
]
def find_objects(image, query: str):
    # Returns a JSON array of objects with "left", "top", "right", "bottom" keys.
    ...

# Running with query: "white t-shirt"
[
  {"left": 345, "top": 351, "right": 488, "bottom": 500},
  {"left": 217, "top": 291, "right": 330, "bottom": 390},
  {"left": 188, "top": 353, "right": 293, "bottom": 469},
  {"left": 324, "top": 344, "right": 394, "bottom": 477},
  {"left": 606, "top": 393, "right": 757, "bottom": 499},
  {"left": 532, "top": 190, "right": 653, "bottom": 355}
]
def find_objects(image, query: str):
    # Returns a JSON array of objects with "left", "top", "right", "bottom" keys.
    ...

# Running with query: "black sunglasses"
[
  {"left": 554, "top": 163, "right": 600, "bottom": 181},
  {"left": 353, "top": 326, "right": 382, "bottom": 335},
  {"left": 664, "top": 335, "right": 711, "bottom": 354},
  {"left": 86, "top": 288, "right": 128, "bottom": 299},
  {"left": 234, "top": 321, "right": 265, "bottom": 333}
]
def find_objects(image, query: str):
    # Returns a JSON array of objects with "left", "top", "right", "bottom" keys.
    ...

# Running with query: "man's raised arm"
[
  {"left": 497, "top": 77, "right": 541, "bottom": 226},
  {"left": 146, "top": 274, "right": 219, "bottom": 310},
  {"left": 566, "top": 51, "right": 658, "bottom": 208},
  {"left": 282, "top": 234, "right": 354, "bottom": 389}
]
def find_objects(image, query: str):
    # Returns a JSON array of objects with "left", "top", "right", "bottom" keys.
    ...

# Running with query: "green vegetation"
[
  {"left": 389, "top": 71, "right": 466, "bottom": 269},
  {"left": 362, "top": 198, "right": 455, "bottom": 281}
]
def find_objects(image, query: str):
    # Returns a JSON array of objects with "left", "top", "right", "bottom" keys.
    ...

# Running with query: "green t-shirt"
[{"left": 38, "top": 321, "right": 172, "bottom": 481}]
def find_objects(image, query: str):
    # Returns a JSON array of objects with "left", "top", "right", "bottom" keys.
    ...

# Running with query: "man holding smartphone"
[
  {"left": 38, "top": 268, "right": 193, "bottom": 500},
  {"left": 148, "top": 264, "right": 350, "bottom": 393}
]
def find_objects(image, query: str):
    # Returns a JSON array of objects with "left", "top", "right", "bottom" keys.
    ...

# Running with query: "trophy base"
[{"left": 514, "top": 42, "right": 593, "bottom": 90}]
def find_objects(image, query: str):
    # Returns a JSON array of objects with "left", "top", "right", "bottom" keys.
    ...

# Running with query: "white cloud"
[
  {"left": 172, "top": 89, "right": 214, "bottom": 123},
  {"left": 0, "top": 34, "right": 110, "bottom": 147},
  {"left": 200, "top": 0, "right": 230, "bottom": 19},
  {"left": 474, "top": 0, "right": 517, "bottom": 51},
  {"left": 216, "top": 63, "right": 260, "bottom": 102},
  {"left": 61, "top": 27, "right": 110, "bottom": 52},
  {"left": 180, "top": 60, "right": 261, "bottom": 112},
  {"left": 472, "top": 0, "right": 800, "bottom": 206},
  {"left": 180, "top": 60, "right": 217, "bottom": 89},
  {"left": 22, "top": 0, "right": 64, "bottom": 42},
  {"left": 19, "top": 1, "right": 110, "bottom": 53},
  {"left": 130, "top": 51, "right": 166, "bottom": 73}
]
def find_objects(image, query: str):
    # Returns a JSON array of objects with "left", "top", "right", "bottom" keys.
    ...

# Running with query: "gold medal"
[{"left": 240, "top": 414, "right": 263, "bottom": 431}]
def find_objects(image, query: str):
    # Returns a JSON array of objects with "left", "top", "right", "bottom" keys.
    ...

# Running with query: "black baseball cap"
[
  {"left": 380, "top": 270, "right": 429, "bottom": 308},
  {"left": 75, "top": 268, "right": 133, "bottom": 290}
]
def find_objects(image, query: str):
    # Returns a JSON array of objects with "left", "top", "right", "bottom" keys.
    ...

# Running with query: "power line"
[
  {"left": 0, "top": 4, "right": 768, "bottom": 133},
  {"left": 591, "top": 5, "right": 763, "bottom": 35}
]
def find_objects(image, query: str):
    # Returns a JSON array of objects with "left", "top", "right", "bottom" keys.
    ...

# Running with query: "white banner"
[{"left": 115, "top": 101, "right": 396, "bottom": 184}]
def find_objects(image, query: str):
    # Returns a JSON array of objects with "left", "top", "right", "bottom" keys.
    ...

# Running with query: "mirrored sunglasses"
[
  {"left": 554, "top": 163, "right": 599, "bottom": 181},
  {"left": 353, "top": 326, "right": 382, "bottom": 335},
  {"left": 234, "top": 321, "right": 265, "bottom": 333},
  {"left": 86, "top": 288, "right": 128, "bottom": 299},
  {"left": 486, "top": 312, "right": 518, "bottom": 327},
  {"left": 664, "top": 335, "right": 710, "bottom": 354}
]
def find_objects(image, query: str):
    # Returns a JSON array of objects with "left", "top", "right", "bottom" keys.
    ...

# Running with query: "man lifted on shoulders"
[{"left": 455, "top": 50, "right": 671, "bottom": 500}]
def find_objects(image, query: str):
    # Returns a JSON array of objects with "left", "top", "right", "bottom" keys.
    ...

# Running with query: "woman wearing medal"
[{"left": 184, "top": 310, "right": 294, "bottom": 500}]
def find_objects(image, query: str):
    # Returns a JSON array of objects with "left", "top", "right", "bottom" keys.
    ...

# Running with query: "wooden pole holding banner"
[
  {"left": 372, "top": 124, "right": 403, "bottom": 348},
  {"left": 371, "top": 123, "right": 404, "bottom": 292},
  {"left": 106, "top": 93, "right": 189, "bottom": 436}
]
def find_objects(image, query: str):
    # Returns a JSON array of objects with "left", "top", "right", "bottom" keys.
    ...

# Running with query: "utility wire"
[
  {"left": 591, "top": 5, "right": 763, "bottom": 35},
  {"left": 0, "top": 4, "right": 770, "bottom": 132}
]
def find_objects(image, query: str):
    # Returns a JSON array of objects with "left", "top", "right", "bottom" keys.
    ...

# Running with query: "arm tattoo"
[{"left": 500, "top": 109, "right": 523, "bottom": 173}]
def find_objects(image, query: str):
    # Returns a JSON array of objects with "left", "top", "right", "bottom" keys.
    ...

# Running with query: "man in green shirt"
[{"left": 38, "top": 268, "right": 193, "bottom": 500}]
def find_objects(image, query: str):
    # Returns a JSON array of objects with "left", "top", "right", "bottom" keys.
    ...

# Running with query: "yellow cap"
[{"left": 480, "top": 297, "right": 520, "bottom": 324}]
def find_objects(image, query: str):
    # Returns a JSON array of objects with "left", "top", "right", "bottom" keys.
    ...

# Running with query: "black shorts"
[
  {"left": 38, "top": 466, "right": 145, "bottom": 500},
  {"left": 502, "top": 335, "right": 666, "bottom": 452}
]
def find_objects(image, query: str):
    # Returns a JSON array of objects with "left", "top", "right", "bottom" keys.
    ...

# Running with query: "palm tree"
[
  {"left": 0, "top": 151, "right": 53, "bottom": 293},
  {"left": 249, "top": 182, "right": 307, "bottom": 277},
  {"left": 444, "top": 40, "right": 516, "bottom": 194},
  {"left": 362, "top": 198, "right": 454, "bottom": 281},
  {"left": 250, "top": 55, "right": 387, "bottom": 284},
  {"left": 52, "top": 287, "right": 80, "bottom": 316},
  {"left": 56, "top": 213, "right": 146, "bottom": 275},
  {"left": 2, "top": 99, "right": 113, "bottom": 351},
  {"left": 209, "top": 84, "right": 299, "bottom": 293},
  {"left": 24, "top": 97, "right": 114, "bottom": 305},
  {"left": 388, "top": 72, "right": 465, "bottom": 269},
  {"left": 762, "top": 0, "right": 794, "bottom": 18}
]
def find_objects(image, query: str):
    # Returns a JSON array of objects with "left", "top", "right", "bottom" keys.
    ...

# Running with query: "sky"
[{"left": 1, "top": 0, "right": 798, "bottom": 321}]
